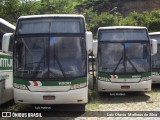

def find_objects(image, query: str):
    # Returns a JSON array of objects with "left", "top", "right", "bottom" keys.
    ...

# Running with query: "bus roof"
[
  {"left": 149, "top": 32, "right": 160, "bottom": 35},
  {"left": 0, "top": 18, "right": 15, "bottom": 30},
  {"left": 18, "top": 14, "right": 85, "bottom": 20},
  {"left": 98, "top": 26, "right": 147, "bottom": 31}
]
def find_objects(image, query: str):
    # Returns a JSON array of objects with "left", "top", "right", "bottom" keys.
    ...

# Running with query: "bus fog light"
[
  {"left": 152, "top": 72, "right": 159, "bottom": 76},
  {"left": 13, "top": 83, "right": 28, "bottom": 90}
]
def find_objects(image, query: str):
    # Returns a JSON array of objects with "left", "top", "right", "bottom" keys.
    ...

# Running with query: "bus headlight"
[
  {"left": 70, "top": 82, "right": 87, "bottom": 90},
  {"left": 98, "top": 77, "right": 110, "bottom": 82},
  {"left": 13, "top": 83, "right": 28, "bottom": 90},
  {"left": 139, "top": 76, "right": 151, "bottom": 82},
  {"left": 152, "top": 72, "right": 159, "bottom": 76}
]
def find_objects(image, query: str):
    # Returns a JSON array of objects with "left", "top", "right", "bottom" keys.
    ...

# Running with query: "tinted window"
[
  {"left": 17, "top": 18, "right": 85, "bottom": 34},
  {"left": 99, "top": 29, "right": 148, "bottom": 41}
]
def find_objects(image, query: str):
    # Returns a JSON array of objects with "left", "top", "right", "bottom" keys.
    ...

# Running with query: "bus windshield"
[
  {"left": 99, "top": 29, "right": 148, "bottom": 41},
  {"left": 150, "top": 35, "right": 160, "bottom": 68},
  {"left": 14, "top": 36, "right": 86, "bottom": 79},
  {"left": 16, "top": 18, "right": 85, "bottom": 34},
  {"left": 98, "top": 29, "right": 151, "bottom": 74}
]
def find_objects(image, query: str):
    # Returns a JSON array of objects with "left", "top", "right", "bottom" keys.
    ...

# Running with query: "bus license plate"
[
  {"left": 43, "top": 96, "right": 55, "bottom": 100},
  {"left": 121, "top": 86, "right": 130, "bottom": 89}
]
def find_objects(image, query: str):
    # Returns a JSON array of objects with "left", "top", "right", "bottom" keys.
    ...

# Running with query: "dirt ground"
[{"left": 1, "top": 84, "right": 160, "bottom": 120}]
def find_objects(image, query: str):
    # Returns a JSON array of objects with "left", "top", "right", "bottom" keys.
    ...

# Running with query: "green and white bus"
[
  {"left": 149, "top": 32, "right": 160, "bottom": 83},
  {"left": 0, "top": 18, "right": 15, "bottom": 105},
  {"left": 93, "top": 26, "right": 157, "bottom": 92},
  {"left": 3, "top": 14, "right": 93, "bottom": 105}
]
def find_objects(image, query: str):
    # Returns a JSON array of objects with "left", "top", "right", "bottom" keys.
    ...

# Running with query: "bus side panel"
[{"left": 0, "top": 71, "right": 13, "bottom": 105}]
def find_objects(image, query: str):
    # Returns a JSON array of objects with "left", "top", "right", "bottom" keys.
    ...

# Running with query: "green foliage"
[
  {"left": 84, "top": 8, "right": 118, "bottom": 36},
  {"left": 1, "top": 0, "right": 21, "bottom": 23},
  {"left": 76, "top": 0, "right": 110, "bottom": 13},
  {"left": 119, "top": 10, "right": 160, "bottom": 32},
  {"left": 119, "top": 12, "right": 142, "bottom": 26},
  {"left": 40, "top": 0, "right": 77, "bottom": 14},
  {"left": 1, "top": 0, "right": 160, "bottom": 33},
  {"left": 20, "top": 1, "right": 41, "bottom": 15}
]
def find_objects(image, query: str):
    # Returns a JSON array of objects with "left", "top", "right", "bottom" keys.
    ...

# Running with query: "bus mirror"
[
  {"left": 86, "top": 31, "right": 93, "bottom": 54},
  {"left": 2, "top": 33, "right": 13, "bottom": 53},
  {"left": 151, "top": 39, "right": 157, "bottom": 55},
  {"left": 93, "top": 40, "right": 98, "bottom": 57}
]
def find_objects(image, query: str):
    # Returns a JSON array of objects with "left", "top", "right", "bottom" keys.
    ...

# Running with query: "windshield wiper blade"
[
  {"left": 113, "top": 56, "right": 123, "bottom": 73},
  {"left": 32, "top": 54, "right": 44, "bottom": 78},
  {"left": 54, "top": 54, "right": 67, "bottom": 79},
  {"left": 125, "top": 56, "right": 139, "bottom": 73}
]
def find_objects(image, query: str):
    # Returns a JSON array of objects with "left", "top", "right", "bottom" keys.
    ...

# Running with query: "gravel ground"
[
  {"left": 1, "top": 84, "right": 160, "bottom": 120},
  {"left": 75, "top": 84, "right": 160, "bottom": 120}
]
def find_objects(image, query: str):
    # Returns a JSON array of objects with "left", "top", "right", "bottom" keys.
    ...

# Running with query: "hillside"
[
  {"left": 76, "top": 0, "right": 160, "bottom": 16},
  {"left": 115, "top": 0, "right": 160, "bottom": 16},
  {"left": 1, "top": 0, "right": 160, "bottom": 33}
]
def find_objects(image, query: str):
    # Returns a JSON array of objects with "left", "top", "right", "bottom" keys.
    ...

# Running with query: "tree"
[
  {"left": 0, "top": 0, "right": 21, "bottom": 23},
  {"left": 20, "top": 1, "right": 41, "bottom": 15}
]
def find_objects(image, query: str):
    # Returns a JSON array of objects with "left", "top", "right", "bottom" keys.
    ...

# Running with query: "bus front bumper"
[
  {"left": 98, "top": 80, "right": 152, "bottom": 92},
  {"left": 14, "top": 87, "right": 88, "bottom": 104}
]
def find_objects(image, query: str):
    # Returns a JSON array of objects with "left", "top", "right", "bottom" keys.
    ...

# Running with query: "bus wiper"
[
  {"left": 32, "top": 54, "right": 45, "bottom": 78},
  {"left": 54, "top": 54, "right": 67, "bottom": 79},
  {"left": 113, "top": 56, "right": 123, "bottom": 73},
  {"left": 125, "top": 56, "right": 139, "bottom": 73}
]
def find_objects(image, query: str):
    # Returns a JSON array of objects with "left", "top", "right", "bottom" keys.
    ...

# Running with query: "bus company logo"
[
  {"left": 59, "top": 82, "right": 71, "bottom": 85},
  {"left": 0, "top": 58, "right": 12, "bottom": 68},
  {"left": 2, "top": 112, "right": 42, "bottom": 118},
  {"left": 132, "top": 75, "right": 141, "bottom": 78},
  {"left": 2, "top": 112, "right": 11, "bottom": 117}
]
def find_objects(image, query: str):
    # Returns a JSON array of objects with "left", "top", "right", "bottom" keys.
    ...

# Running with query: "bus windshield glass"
[
  {"left": 16, "top": 18, "right": 85, "bottom": 34},
  {"left": 150, "top": 35, "right": 160, "bottom": 68},
  {"left": 14, "top": 36, "right": 86, "bottom": 79},
  {"left": 99, "top": 29, "right": 148, "bottom": 41},
  {"left": 98, "top": 29, "right": 151, "bottom": 74}
]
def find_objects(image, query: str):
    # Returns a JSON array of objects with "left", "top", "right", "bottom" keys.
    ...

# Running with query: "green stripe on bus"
[
  {"left": 98, "top": 72, "right": 151, "bottom": 78},
  {"left": 0, "top": 54, "right": 12, "bottom": 70},
  {"left": 152, "top": 69, "right": 160, "bottom": 72},
  {"left": 13, "top": 77, "right": 87, "bottom": 86}
]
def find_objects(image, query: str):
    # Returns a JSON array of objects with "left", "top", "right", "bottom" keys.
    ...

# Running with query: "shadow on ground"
[{"left": 152, "top": 83, "right": 160, "bottom": 92}]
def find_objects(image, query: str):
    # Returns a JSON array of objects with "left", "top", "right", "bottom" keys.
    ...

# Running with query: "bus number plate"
[
  {"left": 121, "top": 86, "right": 130, "bottom": 89},
  {"left": 43, "top": 96, "right": 55, "bottom": 100}
]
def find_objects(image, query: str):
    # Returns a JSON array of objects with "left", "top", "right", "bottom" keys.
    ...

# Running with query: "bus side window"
[{"left": 8, "top": 35, "right": 14, "bottom": 52}]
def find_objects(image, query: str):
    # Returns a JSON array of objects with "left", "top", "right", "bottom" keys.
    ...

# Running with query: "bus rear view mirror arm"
[{"left": 151, "top": 39, "right": 157, "bottom": 55}]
